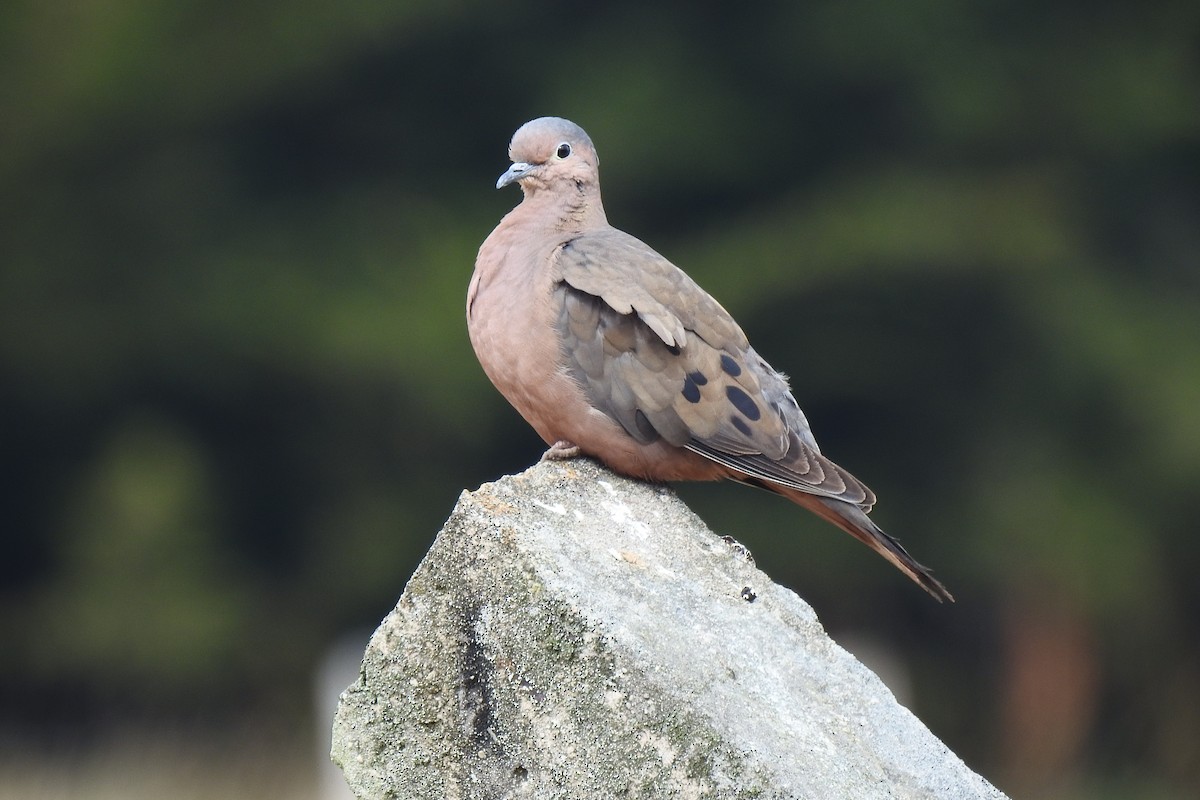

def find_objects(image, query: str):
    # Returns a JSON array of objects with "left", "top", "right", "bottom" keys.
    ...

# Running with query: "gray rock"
[{"left": 332, "top": 458, "right": 1007, "bottom": 800}]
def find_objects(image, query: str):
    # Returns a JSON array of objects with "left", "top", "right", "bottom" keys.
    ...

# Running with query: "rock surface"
[{"left": 332, "top": 458, "right": 1007, "bottom": 799}]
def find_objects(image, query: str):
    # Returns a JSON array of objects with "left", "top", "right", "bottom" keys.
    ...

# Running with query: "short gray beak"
[{"left": 496, "top": 161, "right": 535, "bottom": 189}]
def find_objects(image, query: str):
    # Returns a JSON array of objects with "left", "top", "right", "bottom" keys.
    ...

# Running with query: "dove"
[{"left": 468, "top": 117, "right": 952, "bottom": 602}]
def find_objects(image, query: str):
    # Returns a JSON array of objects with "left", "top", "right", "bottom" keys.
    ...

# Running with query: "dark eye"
[{"left": 556, "top": 142, "right": 572, "bottom": 159}]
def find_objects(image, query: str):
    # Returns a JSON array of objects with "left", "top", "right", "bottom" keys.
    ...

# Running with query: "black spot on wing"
[
  {"left": 725, "top": 386, "right": 761, "bottom": 421},
  {"left": 720, "top": 354, "right": 741, "bottom": 377},
  {"left": 730, "top": 415, "right": 753, "bottom": 437},
  {"left": 682, "top": 374, "right": 702, "bottom": 403},
  {"left": 688, "top": 370, "right": 708, "bottom": 386}
]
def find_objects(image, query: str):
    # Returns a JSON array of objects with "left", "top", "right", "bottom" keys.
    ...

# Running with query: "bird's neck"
[{"left": 519, "top": 181, "right": 608, "bottom": 232}]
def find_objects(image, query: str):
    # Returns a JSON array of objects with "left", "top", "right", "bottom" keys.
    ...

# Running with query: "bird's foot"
[{"left": 541, "top": 440, "right": 582, "bottom": 461}]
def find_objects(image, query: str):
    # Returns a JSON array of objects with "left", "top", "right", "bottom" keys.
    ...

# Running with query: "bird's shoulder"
[{"left": 553, "top": 226, "right": 745, "bottom": 353}]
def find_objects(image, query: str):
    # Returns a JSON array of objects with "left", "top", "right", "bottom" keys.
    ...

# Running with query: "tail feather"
[{"left": 753, "top": 479, "right": 954, "bottom": 602}]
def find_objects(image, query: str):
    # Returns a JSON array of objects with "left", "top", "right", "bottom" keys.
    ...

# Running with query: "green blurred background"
[{"left": 2, "top": 1, "right": 1198, "bottom": 797}]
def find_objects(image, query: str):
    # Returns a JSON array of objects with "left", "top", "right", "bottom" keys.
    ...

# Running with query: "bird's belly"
[
  {"left": 476, "top": 338, "right": 724, "bottom": 484},
  {"left": 467, "top": 273, "right": 569, "bottom": 438}
]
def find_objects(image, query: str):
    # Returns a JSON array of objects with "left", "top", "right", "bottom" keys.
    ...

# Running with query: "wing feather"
[{"left": 554, "top": 230, "right": 876, "bottom": 510}]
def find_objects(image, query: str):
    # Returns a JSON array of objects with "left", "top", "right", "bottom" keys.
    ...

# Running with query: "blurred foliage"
[{"left": 2, "top": 0, "right": 1199, "bottom": 796}]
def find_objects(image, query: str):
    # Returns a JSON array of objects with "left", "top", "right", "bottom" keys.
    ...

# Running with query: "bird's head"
[{"left": 496, "top": 117, "right": 600, "bottom": 194}]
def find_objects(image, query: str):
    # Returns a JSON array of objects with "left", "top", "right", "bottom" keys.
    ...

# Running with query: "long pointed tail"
[{"left": 773, "top": 485, "right": 954, "bottom": 602}]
